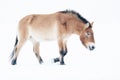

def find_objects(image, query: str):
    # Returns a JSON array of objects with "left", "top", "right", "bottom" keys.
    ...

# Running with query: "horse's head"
[{"left": 80, "top": 22, "right": 95, "bottom": 51}]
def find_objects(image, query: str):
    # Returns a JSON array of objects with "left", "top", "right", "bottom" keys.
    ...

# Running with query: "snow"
[{"left": 0, "top": 0, "right": 120, "bottom": 80}]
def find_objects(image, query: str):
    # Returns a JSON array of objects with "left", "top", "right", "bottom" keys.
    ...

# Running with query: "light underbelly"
[
  {"left": 29, "top": 26, "right": 58, "bottom": 41},
  {"left": 37, "top": 32, "right": 58, "bottom": 41}
]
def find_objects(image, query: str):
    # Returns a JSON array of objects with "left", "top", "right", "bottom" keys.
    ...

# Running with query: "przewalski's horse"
[{"left": 10, "top": 10, "right": 95, "bottom": 65}]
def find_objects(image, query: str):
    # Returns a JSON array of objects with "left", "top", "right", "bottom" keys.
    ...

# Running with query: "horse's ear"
[
  {"left": 91, "top": 22, "right": 94, "bottom": 27},
  {"left": 84, "top": 23, "right": 89, "bottom": 29}
]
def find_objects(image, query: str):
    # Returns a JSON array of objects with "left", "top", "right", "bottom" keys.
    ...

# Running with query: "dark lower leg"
[
  {"left": 34, "top": 52, "right": 43, "bottom": 64},
  {"left": 33, "top": 42, "right": 43, "bottom": 64},
  {"left": 11, "top": 47, "right": 18, "bottom": 65},
  {"left": 39, "top": 57, "right": 43, "bottom": 64},
  {"left": 54, "top": 57, "right": 60, "bottom": 63},
  {"left": 11, "top": 58, "right": 17, "bottom": 65},
  {"left": 60, "top": 57, "right": 64, "bottom": 65},
  {"left": 11, "top": 39, "right": 26, "bottom": 65},
  {"left": 60, "top": 49, "right": 67, "bottom": 65},
  {"left": 57, "top": 39, "right": 67, "bottom": 65},
  {"left": 11, "top": 37, "right": 18, "bottom": 65}
]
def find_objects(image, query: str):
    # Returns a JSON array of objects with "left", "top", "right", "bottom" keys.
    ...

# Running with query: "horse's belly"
[
  {"left": 29, "top": 26, "right": 58, "bottom": 41},
  {"left": 38, "top": 32, "right": 58, "bottom": 41}
]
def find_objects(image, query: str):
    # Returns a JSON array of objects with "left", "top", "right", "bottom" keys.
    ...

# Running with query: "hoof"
[
  {"left": 54, "top": 58, "right": 60, "bottom": 63},
  {"left": 60, "top": 62, "right": 65, "bottom": 65},
  {"left": 11, "top": 59, "right": 17, "bottom": 65},
  {"left": 39, "top": 58, "right": 43, "bottom": 64}
]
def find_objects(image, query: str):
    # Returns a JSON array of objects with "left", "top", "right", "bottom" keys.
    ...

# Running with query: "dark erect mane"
[{"left": 59, "top": 10, "right": 89, "bottom": 24}]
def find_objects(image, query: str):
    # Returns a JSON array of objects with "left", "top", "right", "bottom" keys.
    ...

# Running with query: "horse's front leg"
[
  {"left": 59, "top": 47, "right": 67, "bottom": 65},
  {"left": 54, "top": 39, "right": 67, "bottom": 65}
]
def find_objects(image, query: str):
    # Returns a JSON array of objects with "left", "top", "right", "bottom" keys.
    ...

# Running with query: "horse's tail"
[
  {"left": 10, "top": 36, "right": 18, "bottom": 59},
  {"left": 14, "top": 36, "right": 18, "bottom": 47}
]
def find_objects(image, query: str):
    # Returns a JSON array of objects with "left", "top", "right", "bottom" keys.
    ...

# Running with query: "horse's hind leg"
[
  {"left": 11, "top": 25, "right": 28, "bottom": 65},
  {"left": 11, "top": 37, "right": 27, "bottom": 65},
  {"left": 30, "top": 37, "right": 43, "bottom": 64}
]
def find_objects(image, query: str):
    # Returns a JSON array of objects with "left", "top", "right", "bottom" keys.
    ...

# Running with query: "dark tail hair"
[
  {"left": 14, "top": 36, "right": 18, "bottom": 47},
  {"left": 10, "top": 36, "right": 18, "bottom": 59}
]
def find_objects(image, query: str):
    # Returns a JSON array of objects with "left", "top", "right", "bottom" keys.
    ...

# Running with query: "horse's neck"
[{"left": 67, "top": 20, "right": 84, "bottom": 35}]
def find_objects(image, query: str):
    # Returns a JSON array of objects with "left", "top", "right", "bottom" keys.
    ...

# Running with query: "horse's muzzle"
[
  {"left": 89, "top": 45, "right": 95, "bottom": 50},
  {"left": 87, "top": 43, "right": 95, "bottom": 51}
]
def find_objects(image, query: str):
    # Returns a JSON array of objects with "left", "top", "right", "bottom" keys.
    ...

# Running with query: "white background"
[{"left": 0, "top": 0, "right": 120, "bottom": 80}]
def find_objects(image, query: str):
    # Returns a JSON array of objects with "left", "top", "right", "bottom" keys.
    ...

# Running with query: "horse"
[{"left": 10, "top": 10, "right": 95, "bottom": 65}]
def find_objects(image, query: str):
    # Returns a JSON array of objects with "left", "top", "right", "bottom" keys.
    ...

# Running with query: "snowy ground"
[{"left": 0, "top": 0, "right": 120, "bottom": 80}]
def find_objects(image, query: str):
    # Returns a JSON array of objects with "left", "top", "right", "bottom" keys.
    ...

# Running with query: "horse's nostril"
[
  {"left": 89, "top": 46, "right": 95, "bottom": 50},
  {"left": 92, "top": 46, "right": 95, "bottom": 50},
  {"left": 87, "top": 43, "right": 95, "bottom": 51}
]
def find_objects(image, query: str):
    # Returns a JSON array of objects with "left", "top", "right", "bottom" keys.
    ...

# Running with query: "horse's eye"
[
  {"left": 87, "top": 32, "right": 91, "bottom": 36},
  {"left": 87, "top": 32, "right": 91, "bottom": 35},
  {"left": 85, "top": 32, "right": 92, "bottom": 38}
]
